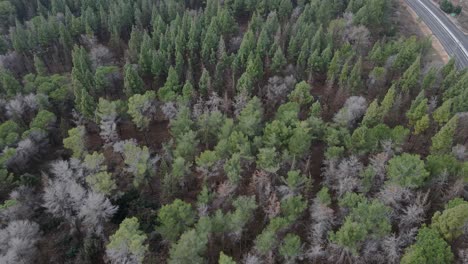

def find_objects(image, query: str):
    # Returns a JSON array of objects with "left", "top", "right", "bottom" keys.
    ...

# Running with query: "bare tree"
[
  {"left": 377, "top": 184, "right": 414, "bottom": 218},
  {"left": 323, "top": 156, "right": 363, "bottom": 197},
  {"left": 343, "top": 13, "right": 371, "bottom": 55},
  {"left": 0, "top": 220, "right": 41, "bottom": 264},
  {"left": 233, "top": 92, "right": 249, "bottom": 117},
  {"left": 43, "top": 178, "right": 86, "bottom": 224},
  {"left": 452, "top": 144, "right": 467, "bottom": 161},
  {"left": 262, "top": 75, "right": 297, "bottom": 108},
  {"left": 0, "top": 186, "right": 38, "bottom": 222},
  {"left": 6, "top": 94, "right": 38, "bottom": 123},
  {"left": 49, "top": 158, "right": 85, "bottom": 183},
  {"left": 106, "top": 248, "right": 139, "bottom": 264},
  {"left": 7, "top": 131, "right": 48, "bottom": 171},
  {"left": 362, "top": 240, "right": 386, "bottom": 264},
  {"left": 382, "top": 235, "right": 400, "bottom": 264},
  {"left": 398, "top": 192, "right": 429, "bottom": 231},
  {"left": 161, "top": 102, "right": 179, "bottom": 120},
  {"left": 243, "top": 252, "right": 263, "bottom": 264},
  {"left": 365, "top": 152, "right": 389, "bottom": 193},
  {"left": 89, "top": 44, "right": 114, "bottom": 70},
  {"left": 333, "top": 96, "right": 368, "bottom": 128},
  {"left": 326, "top": 243, "right": 355, "bottom": 264},
  {"left": 78, "top": 192, "right": 117, "bottom": 236}
]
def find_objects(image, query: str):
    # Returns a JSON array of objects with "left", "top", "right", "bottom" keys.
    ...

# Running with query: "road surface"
[{"left": 405, "top": 0, "right": 468, "bottom": 68}]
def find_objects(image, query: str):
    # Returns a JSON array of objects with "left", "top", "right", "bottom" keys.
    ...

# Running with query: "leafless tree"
[
  {"left": 7, "top": 131, "right": 48, "bottom": 171},
  {"left": 161, "top": 102, "right": 179, "bottom": 120},
  {"left": 262, "top": 75, "right": 296, "bottom": 108},
  {"left": 78, "top": 192, "right": 117, "bottom": 236},
  {"left": 362, "top": 239, "right": 386, "bottom": 264},
  {"left": 192, "top": 93, "right": 223, "bottom": 119},
  {"left": 343, "top": 13, "right": 370, "bottom": 55},
  {"left": 327, "top": 243, "right": 356, "bottom": 264},
  {"left": 50, "top": 158, "right": 85, "bottom": 183},
  {"left": 457, "top": 249, "right": 468, "bottom": 264},
  {"left": 243, "top": 252, "right": 263, "bottom": 264},
  {"left": 233, "top": 92, "right": 249, "bottom": 117},
  {"left": 100, "top": 120, "right": 119, "bottom": 144},
  {"left": 323, "top": 156, "right": 363, "bottom": 197},
  {"left": 0, "top": 220, "right": 41, "bottom": 264},
  {"left": 0, "top": 52, "right": 25, "bottom": 74},
  {"left": 306, "top": 244, "right": 326, "bottom": 262},
  {"left": 89, "top": 44, "right": 114, "bottom": 70},
  {"left": 251, "top": 170, "right": 274, "bottom": 209},
  {"left": 382, "top": 235, "right": 400, "bottom": 264},
  {"left": 398, "top": 192, "right": 429, "bottom": 231},
  {"left": 43, "top": 178, "right": 86, "bottom": 224},
  {"left": 365, "top": 152, "right": 389, "bottom": 193},
  {"left": 333, "top": 96, "right": 368, "bottom": 128},
  {"left": 264, "top": 192, "right": 280, "bottom": 220},
  {"left": 428, "top": 96, "right": 438, "bottom": 113},
  {"left": 456, "top": 112, "right": 468, "bottom": 144},
  {"left": 106, "top": 246, "right": 139, "bottom": 264},
  {"left": 453, "top": 144, "right": 467, "bottom": 161},
  {"left": 441, "top": 178, "right": 467, "bottom": 203},
  {"left": 229, "top": 36, "right": 243, "bottom": 52},
  {"left": 377, "top": 184, "right": 414, "bottom": 218},
  {"left": 0, "top": 186, "right": 38, "bottom": 222},
  {"left": 6, "top": 94, "right": 38, "bottom": 123},
  {"left": 308, "top": 201, "right": 335, "bottom": 245}
]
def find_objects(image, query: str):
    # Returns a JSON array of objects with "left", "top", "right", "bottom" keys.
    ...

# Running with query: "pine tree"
[
  {"left": 78, "top": 88, "right": 97, "bottom": 119},
  {"left": 138, "top": 32, "right": 153, "bottom": 76},
  {"left": 219, "top": 252, "right": 236, "bottom": 264},
  {"left": 422, "top": 67, "right": 437, "bottom": 90},
  {"left": 327, "top": 50, "right": 341, "bottom": 84},
  {"left": 201, "top": 20, "right": 218, "bottom": 64},
  {"left": 431, "top": 115, "right": 458, "bottom": 154},
  {"left": 414, "top": 114, "right": 430, "bottom": 135},
  {"left": 406, "top": 93, "right": 428, "bottom": 127},
  {"left": 271, "top": 45, "right": 287, "bottom": 74},
  {"left": 338, "top": 60, "right": 350, "bottom": 89},
  {"left": 400, "top": 55, "right": 421, "bottom": 93},
  {"left": 128, "top": 91, "right": 156, "bottom": 130},
  {"left": 246, "top": 52, "right": 263, "bottom": 81},
  {"left": 401, "top": 226, "right": 453, "bottom": 264},
  {"left": 106, "top": 217, "right": 148, "bottom": 264},
  {"left": 362, "top": 99, "right": 381, "bottom": 127},
  {"left": 431, "top": 201, "right": 468, "bottom": 241},
  {"left": 124, "top": 63, "right": 144, "bottom": 97},
  {"left": 63, "top": 126, "right": 86, "bottom": 158},
  {"left": 347, "top": 57, "right": 363, "bottom": 94},
  {"left": 308, "top": 49, "right": 324, "bottom": 74},
  {"left": 156, "top": 199, "right": 196, "bottom": 242},
  {"left": 387, "top": 153, "right": 429, "bottom": 188},
  {"left": 33, "top": 54, "right": 47, "bottom": 76},
  {"left": 433, "top": 99, "right": 453, "bottom": 126},
  {"left": 198, "top": 68, "right": 211, "bottom": 97},
  {"left": 159, "top": 67, "right": 181, "bottom": 102}
]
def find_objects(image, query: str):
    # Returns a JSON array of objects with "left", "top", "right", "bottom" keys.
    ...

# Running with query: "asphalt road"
[{"left": 405, "top": 0, "right": 468, "bottom": 69}]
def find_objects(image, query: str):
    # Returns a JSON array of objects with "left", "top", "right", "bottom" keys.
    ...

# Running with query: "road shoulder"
[{"left": 400, "top": 0, "right": 450, "bottom": 64}]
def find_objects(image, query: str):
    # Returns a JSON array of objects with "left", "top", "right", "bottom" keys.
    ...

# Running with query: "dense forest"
[{"left": 0, "top": 0, "right": 467, "bottom": 263}]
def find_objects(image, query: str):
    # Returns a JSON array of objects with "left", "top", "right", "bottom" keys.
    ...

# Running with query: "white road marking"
[{"left": 415, "top": 0, "right": 468, "bottom": 60}]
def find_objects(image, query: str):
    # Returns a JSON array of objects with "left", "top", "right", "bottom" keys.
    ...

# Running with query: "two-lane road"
[{"left": 405, "top": 0, "right": 468, "bottom": 68}]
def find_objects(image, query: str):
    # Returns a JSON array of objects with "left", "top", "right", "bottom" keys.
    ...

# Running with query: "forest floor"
[{"left": 399, "top": 0, "right": 450, "bottom": 67}]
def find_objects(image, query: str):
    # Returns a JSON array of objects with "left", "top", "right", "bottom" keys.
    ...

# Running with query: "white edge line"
[{"left": 416, "top": 0, "right": 468, "bottom": 60}]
